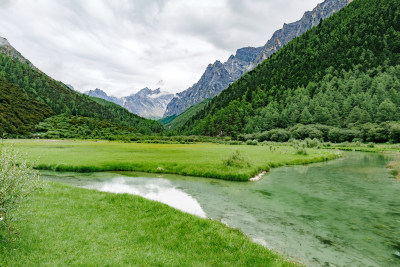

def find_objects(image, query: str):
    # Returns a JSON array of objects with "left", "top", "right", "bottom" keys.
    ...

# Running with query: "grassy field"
[
  {"left": 8, "top": 139, "right": 341, "bottom": 181},
  {"left": 1, "top": 182, "right": 298, "bottom": 266}
]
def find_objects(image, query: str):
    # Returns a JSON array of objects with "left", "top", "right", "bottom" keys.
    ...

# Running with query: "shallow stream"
[{"left": 42, "top": 152, "right": 400, "bottom": 266}]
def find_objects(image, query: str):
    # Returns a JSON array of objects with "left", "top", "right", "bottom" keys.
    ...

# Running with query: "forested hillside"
[
  {"left": 0, "top": 51, "right": 163, "bottom": 135},
  {"left": 0, "top": 80, "right": 53, "bottom": 135},
  {"left": 179, "top": 0, "right": 400, "bottom": 141},
  {"left": 162, "top": 99, "right": 211, "bottom": 131},
  {"left": 34, "top": 115, "right": 137, "bottom": 140}
]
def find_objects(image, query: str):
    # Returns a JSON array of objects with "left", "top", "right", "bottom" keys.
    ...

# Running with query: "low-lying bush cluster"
[{"left": 238, "top": 122, "right": 400, "bottom": 144}]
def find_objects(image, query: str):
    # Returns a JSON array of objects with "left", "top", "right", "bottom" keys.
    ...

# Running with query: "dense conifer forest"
[{"left": 0, "top": 80, "right": 53, "bottom": 135}]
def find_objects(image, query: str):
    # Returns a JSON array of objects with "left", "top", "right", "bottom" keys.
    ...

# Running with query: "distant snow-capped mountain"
[{"left": 85, "top": 88, "right": 174, "bottom": 119}]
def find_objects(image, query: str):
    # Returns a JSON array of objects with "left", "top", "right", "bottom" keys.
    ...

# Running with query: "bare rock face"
[
  {"left": 0, "top": 36, "right": 38, "bottom": 70},
  {"left": 163, "top": 0, "right": 352, "bottom": 118},
  {"left": 86, "top": 88, "right": 174, "bottom": 119},
  {"left": 164, "top": 47, "right": 262, "bottom": 117}
]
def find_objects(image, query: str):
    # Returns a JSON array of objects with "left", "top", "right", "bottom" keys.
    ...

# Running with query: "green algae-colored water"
[{"left": 42, "top": 152, "right": 400, "bottom": 266}]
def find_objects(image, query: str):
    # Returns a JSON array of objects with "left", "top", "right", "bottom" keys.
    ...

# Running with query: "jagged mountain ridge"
[
  {"left": 86, "top": 88, "right": 174, "bottom": 119},
  {"left": 163, "top": 0, "right": 351, "bottom": 118}
]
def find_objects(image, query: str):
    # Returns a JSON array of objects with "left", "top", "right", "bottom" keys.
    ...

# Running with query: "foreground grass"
[
  {"left": 1, "top": 182, "right": 297, "bottom": 266},
  {"left": 8, "top": 140, "right": 340, "bottom": 181}
]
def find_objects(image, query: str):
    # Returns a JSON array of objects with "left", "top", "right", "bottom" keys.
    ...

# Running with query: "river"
[{"left": 42, "top": 152, "right": 400, "bottom": 266}]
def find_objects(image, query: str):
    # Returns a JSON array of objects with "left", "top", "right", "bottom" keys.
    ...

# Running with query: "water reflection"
[{"left": 88, "top": 177, "right": 207, "bottom": 218}]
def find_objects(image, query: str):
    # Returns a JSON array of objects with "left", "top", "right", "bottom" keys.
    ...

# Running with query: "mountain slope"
[
  {"left": 179, "top": 0, "right": 400, "bottom": 137},
  {"left": 0, "top": 80, "right": 53, "bottom": 135},
  {"left": 249, "top": 0, "right": 352, "bottom": 68},
  {"left": 85, "top": 88, "right": 123, "bottom": 106},
  {"left": 0, "top": 39, "right": 163, "bottom": 134},
  {"left": 86, "top": 88, "right": 174, "bottom": 119},
  {"left": 163, "top": 99, "right": 211, "bottom": 131},
  {"left": 164, "top": 47, "right": 262, "bottom": 117},
  {"left": 164, "top": 0, "right": 351, "bottom": 118},
  {"left": 0, "top": 37, "right": 38, "bottom": 70}
]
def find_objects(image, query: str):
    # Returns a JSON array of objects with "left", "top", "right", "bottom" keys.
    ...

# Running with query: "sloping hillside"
[
  {"left": 0, "top": 80, "right": 53, "bottom": 135},
  {"left": 179, "top": 0, "right": 400, "bottom": 137},
  {"left": 0, "top": 43, "right": 163, "bottom": 135}
]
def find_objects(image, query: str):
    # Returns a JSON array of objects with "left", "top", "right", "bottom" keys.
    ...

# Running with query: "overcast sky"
[{"left": 0, "top": 0, "right": 321, "bottom": 96}]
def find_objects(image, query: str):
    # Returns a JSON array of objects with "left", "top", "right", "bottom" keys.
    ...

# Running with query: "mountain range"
[
  {"left": 85, "top": 88, "right": 174, "bottom": 119},
  {"left": 163, "top": 0, "right": 352, "bottom": 118}
]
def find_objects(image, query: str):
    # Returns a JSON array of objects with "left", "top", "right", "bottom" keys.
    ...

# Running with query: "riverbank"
[
  {"left": 7, "top": 139, "right": 341, "bottom": 181},
  {"left": 385, "top": 152, "right": 400, "bottom": 181},
  {"left": 1, "top": 182, "right": 297, "bottom": 266}
]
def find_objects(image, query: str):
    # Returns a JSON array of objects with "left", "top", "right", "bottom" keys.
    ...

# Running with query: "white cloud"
[{"left": 0, "top": 0, "right": 322, "bottom": 96}]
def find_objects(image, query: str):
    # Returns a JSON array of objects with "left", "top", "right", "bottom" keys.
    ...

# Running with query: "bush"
[
  {"left": 223, "top": 150, "right": 250, "bottom": 167},
  {"left": 389, "top": 125, "right": 400, "bottom": 143},
  {"left": 246, "top": 140, "right": 258, "bottom": 146},
  {"left": 290, "top": 124, "right": 324, "bottom": 140},
  {"left": 268, "top": 129, "right": 291, "bottom": 142},
  {"left": 290, "top": 140, "right": 308, "bottom": 155},
  {"left": 304, "top": 138, "right": 321, "bottom": 148},
  {"left": 327, "top": 128, "right": 361, "bottom": 143},
  {"left": 0, "top": 143, "right": 43, "bottom": 242}
]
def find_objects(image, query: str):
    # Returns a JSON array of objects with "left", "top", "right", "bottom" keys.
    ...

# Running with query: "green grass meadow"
[
  {"left": 1, "top": 182, "right": 298, "bottom": 266},
  {"left": 8, "top": 139, "right": 341, "bottom": 181}
]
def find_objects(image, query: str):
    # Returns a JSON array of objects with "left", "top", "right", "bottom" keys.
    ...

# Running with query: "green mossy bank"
[
  {"left": 1, "top": 182, "right": 297, "bottom": 266},
  {"left": 9, "top": 140, "right": 340, "bottom": 181}
]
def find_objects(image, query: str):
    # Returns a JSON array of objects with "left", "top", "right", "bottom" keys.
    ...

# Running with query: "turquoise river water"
[{"left": 42, "top": 152, "right": 400, "bottom": 266}]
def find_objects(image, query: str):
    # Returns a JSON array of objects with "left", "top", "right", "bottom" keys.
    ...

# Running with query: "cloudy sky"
[{"left": 0, "top": 0, "right": 321, "bottom": 96}]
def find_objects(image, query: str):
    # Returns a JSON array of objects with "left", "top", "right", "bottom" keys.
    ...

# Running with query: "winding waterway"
[{"left": 42, "top": 152, "right": 400, "bottom": 266}]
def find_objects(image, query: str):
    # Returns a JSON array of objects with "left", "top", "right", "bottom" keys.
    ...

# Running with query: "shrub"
[
  {"left": 305, "top": 138, "right": 321, "bottom": 148},
  {"left": 290, "top": 124, "right": 324, "bottom": 140},
  {"left": 268, "top": 129, "right": 291, "bottom": 142},
  {"left": 223, "top": 150, "right": 250, "bottom": 167},
  {"left": 389, "top": 125, "right": 400, "bottom": 143},
  {"left": 246, "top": 140, "right": 258, "bottom": 146},
  {"left": 290, "top": 140, "right": 308, "bottom": 155},
  {"left": 328, "top": 128, "right": 361, "bottom": 143},
  {"left": 0, "top": 143, "right": 43, "bottom": 242}
]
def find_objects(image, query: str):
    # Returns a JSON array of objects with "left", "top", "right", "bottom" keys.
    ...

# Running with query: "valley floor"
[
  {"left": 3, "top": 140, "right": 398, "bottom": 265},
  {"left": 8, "top": 139, "right": 340, "bottom": 181}
]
